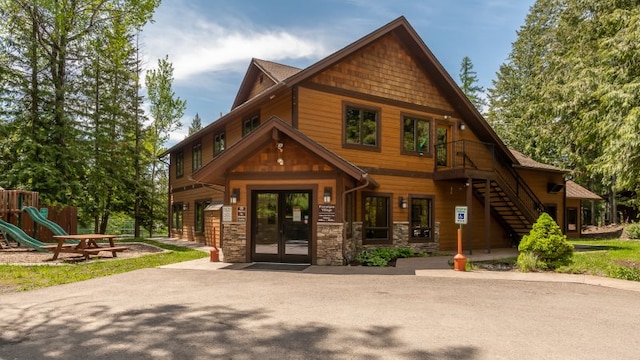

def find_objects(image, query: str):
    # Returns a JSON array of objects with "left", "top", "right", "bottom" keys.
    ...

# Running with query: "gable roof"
[
  {"left": 566, "top": 180, "right": 602, "bottom": 200},
  {"left": 232, "top": 58, "right": 302, "bottom": 109},
  {"left": 191, "top": 116, "right": 379, "bottom": 188},
  {"left": 510, "top": 149, "right": 566, "bottom": 172},
  {"left": 163, "top": 16, "right": 519, "bottom": 165}
]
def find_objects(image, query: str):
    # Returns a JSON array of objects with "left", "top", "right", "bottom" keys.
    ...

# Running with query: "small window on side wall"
[
  {"left": 214, "top": 132, "right": 225, "bottom": 155},
  {"left": 409, "top": 196, "right": 433, "bottom": 242},
  {"left": 192, "top": 143, "right": 202, "bottom": 171},
  {"left": 243, "top": 115, "right": 260, "bottom": 136},
  {"left": 175, "top": 152, "right": 184, "bottom": 178}
]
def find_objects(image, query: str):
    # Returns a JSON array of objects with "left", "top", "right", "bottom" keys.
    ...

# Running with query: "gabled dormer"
[{"left": 231, "top": 58, "right": 302, "bottom": 109}]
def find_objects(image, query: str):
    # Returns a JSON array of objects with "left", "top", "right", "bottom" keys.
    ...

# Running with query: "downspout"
[{"left": 341, "top": 173, "right": 370, "bottom": 265}]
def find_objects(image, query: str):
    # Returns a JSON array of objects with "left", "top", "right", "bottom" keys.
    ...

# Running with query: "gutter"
[{"left": 341, "top": 173, "right": 371, "bottom": 265}]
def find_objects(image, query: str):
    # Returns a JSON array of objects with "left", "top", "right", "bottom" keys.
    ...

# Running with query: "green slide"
[
  {"left": 0, "top": 218, "right": 50, "bottom": 252},
  {"left": 22, "top": 206, "right": 68, "bottom": 236}
]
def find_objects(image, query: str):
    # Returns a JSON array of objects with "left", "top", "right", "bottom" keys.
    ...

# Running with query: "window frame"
[
  {"left": 172, "top": 203, "right": 183, "bottom": 231},
  {"left": 192, "top": 142, "right": 202, "bottom": 172},
  {"left": 566, "top": 207, "right": 578, "bottom": 233},
  {"left": 342, "top": 103, "right": 381, "bottom": 152},
  {"left": 242, "top": 114, "right": 260, "bottom": 136},
  {"left": 401, "top": 114, "right": 432, "bottom": 157},
  {"left": 408, "top": 195, "right": 435, "bottom": 243},
  {"left": 194, "top": 199, "right": 211, "bottom": 234},
  {"left": 175, "top": 152, "right": 184, "bottom": 178},
  {"left": 214, "top": 131, "right": 225, "bottom": 156},
  {"left": 362, "top": 192, "right": 392, "bottom": 245}
]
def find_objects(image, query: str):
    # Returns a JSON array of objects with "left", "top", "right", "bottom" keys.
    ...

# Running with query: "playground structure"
[{"left": 0, "top": 189, "right": 77, "bottom": 248}]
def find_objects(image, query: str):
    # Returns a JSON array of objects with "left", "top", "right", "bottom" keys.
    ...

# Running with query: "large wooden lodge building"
[{"left": 161, "top": 17, "right": 597, "bottom": 265}]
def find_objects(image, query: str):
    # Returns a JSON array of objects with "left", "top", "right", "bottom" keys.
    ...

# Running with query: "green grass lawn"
[
  {"left": 556, "top": 239, "right": 640, "bottom": 281},
  {"left": 0, "top": 239, "right": 208, "bottom": 292}
]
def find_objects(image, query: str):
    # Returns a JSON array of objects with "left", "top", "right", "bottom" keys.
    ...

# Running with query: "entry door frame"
[{"left": 246, "top": 184, "right": 317, "bottom": 264}]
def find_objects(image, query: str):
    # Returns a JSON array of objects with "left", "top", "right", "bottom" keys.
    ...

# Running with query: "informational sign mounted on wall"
[{"left": 222, "top": 206, "right": 233, "bottom": 222}]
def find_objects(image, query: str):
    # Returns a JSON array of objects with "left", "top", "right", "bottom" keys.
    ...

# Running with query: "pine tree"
[
  {"left": 188, "top": 113, "right": 203, "bottom": 135},
  {"left": 458, "top": 56, "right": 486, "bottom": 111}
]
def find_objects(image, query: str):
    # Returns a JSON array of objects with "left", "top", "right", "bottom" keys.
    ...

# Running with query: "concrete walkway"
[{"left": 152, "top": 238, "right": 640, "bottom": 293}]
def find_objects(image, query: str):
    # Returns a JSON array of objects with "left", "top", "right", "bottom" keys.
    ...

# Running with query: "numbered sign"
[{"left": 455, "top": 206, "right": 468, "bottom": 224}]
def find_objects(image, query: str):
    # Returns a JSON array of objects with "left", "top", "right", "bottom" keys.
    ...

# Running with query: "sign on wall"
[
  {"left": 318, "top": 204, "right": 336, "bottom": 222},
  {"left": 222, "top": 206, "right": 233, "bottom": 222},
  {"left": 237, "top": 206, "right": 246, "bottom": 222}
]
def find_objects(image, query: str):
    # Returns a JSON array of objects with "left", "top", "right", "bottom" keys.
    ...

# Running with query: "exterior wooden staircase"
[{"left": 435, "top": 140, "right": 542, "bottom": 241}]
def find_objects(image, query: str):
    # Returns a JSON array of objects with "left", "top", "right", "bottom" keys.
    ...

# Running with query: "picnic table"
[{"left": 51, "top": 234, "right": 128, "bottom": 261}]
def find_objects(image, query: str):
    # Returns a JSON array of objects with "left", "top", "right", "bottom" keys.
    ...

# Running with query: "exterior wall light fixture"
[
  {"left": 230, "top": 188, "right": 240, "bottom": 205},
  {"left": 399, "top": 196, "right": 408, "bottom": 209},
  {"left": 323, "top": 187, "right": 332, "bottom": 204},
  {"left": 182, "top": 202, "right": 189, "bottom": 211}
]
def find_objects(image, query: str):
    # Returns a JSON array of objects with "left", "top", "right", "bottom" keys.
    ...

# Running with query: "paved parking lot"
[{"left": 1, "top": 264, "right": 639, "bottom": 359}]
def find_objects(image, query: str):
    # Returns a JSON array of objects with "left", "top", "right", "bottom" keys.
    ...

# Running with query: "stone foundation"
[
  {"left": 355, "top": 221, "right": 440, "bottom": 255},
  {"left": 221, "top": 222, "right": 247, "bottom": 262},
  {"left": 316, "top": 223, "right": 344, "bottom": 266}
]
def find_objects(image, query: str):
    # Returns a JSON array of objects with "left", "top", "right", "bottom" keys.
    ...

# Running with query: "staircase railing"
[{"left": 435, "top": 140, "right": 542, "bottom": 223}]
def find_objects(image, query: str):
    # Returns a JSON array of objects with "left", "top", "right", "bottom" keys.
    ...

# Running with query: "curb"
[{"left": 414, "top": 269, "right": 640, "bottom": 293}]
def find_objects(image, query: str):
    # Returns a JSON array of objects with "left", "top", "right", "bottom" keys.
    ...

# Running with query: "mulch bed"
[{"left": 0, "top": 242, "right": 165, "bottom": 265}]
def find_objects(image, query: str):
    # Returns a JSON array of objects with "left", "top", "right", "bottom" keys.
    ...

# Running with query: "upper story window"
[
  {"left": 192, "top": 143, "right": 202, "bottom": 171},
  {"left": 403, "top": 115, "right": 431, "bottom": 155},
  {"left": 175, "top": 152, "right": 184, "bottom": 178},
  {"left": 243, "top": 114, "right": 260, "bottom": 136},
  {"left": 214, "top": 132, "right": 225, "bottom": 156},
  {"left": 344, "top": 104, "right": 379, "bottom": 150}
]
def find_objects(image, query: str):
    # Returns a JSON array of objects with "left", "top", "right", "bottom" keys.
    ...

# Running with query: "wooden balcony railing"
[{"left": 435, "top": 140, "right": 542, "bottom": 223}]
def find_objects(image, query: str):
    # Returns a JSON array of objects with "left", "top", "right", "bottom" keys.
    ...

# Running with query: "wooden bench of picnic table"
[{"left": 81, "top": 246, "right": 129, "bottom": 255}]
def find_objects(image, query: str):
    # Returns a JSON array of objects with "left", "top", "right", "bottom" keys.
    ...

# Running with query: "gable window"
[
  {"left": 192, "top": 143, "right": 202, "bottom": 171},
  {"left": 344, "top": 105, "right": 379, "bottom": 149},
  {"left": 243, "top": 114, "right": 260, "bottom": 136},
  {"left": 362, "top": 193, "right": 391, "bottom": 244},
  {"left": 403, "top": 115, "right": 431, "bottom": 155},
  {"left": 214, "top": 132, "right": 225, "bottom": 156},
  {"left": 409, "top": 196, "right": 433, "bottom": 242},
  {"left": 175, "top": 152, "right": 184, "bottom": 178},
  {"left": 195, "top": 199, "right": 210, "bottom": 233},
  {"left": 172, "top": 203, "right": 183, "bottom": 231}
]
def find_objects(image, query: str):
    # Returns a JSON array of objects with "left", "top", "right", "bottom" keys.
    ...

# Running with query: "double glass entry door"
[{"left": 252, "top": 190, "right": 311, "bottom": 263}]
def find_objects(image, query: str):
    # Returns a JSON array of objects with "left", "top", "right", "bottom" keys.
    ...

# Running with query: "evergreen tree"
[
  {"left": 145, "top": 55, "right": 186, "bottom": 236},
  {"left": 458, "top": 56, "right": 486, "bottom": 111},
  {"left": 188, "top": 113, "right": 203, "bottom": 135}
]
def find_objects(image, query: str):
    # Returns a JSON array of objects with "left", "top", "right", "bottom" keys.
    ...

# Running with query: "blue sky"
[{"left": 140, "top": 0, "right": 535, "bottom": 143}]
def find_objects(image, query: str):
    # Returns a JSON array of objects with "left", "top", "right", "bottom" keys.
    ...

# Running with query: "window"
[
  {"left": 344, "top": 105, "right": 379, "bottom": 149},
  {"left": 403, "top": 115, "right": 431, "bottom": 154},
  {"left": 214, "top": 132, "right": 225, "bottom": 155},
  {"left": 436, "top": 125, "right": 449, "bottom": 166},
  {"left": 409, "top": 196, "right": 433, "bottom": 242},
  {"left": 362, "top": 193, "right": 391, "bottom": 244},
  {"left": 175, "top": 152, "right": 184, "bottom": 178},
  {"left": 192, "top": 143, "right": 202, "bottom": 171},
  {"left": 243, "top": 115, "right": 260, "bottom": 136},
  {"left": 172, "top": 203, "right": 183, "bottom": 231},
  {"left": 194, "top": 199, "right": 210, "bottom": 233},
  {"left": 567, "top": 207, "right": 578, "bottom": 232}
]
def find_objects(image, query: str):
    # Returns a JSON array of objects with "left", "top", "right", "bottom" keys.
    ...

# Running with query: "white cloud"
[{"left": 140, "top": 4, "right": 328, "bottom": 82}]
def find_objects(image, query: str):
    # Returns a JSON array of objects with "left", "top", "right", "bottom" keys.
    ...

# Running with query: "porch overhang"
[{"left": 191, "top": 116, "right": 379, "bottom": 189}]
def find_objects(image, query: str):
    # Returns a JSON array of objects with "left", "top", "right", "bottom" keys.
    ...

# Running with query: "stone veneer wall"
[
  {"left": 316, "top": 223, "right": 344, "bottom": 266},
  {"left": 355, "top": 221, "right": 440, "bottom": 254},
  {"left": 221, "top": 222, "right": 247, "bottom": 263}
]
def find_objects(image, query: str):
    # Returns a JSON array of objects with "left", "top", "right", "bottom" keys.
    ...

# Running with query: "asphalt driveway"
[{"left": 1, "top": 266, "right": 639, "bottom": 359}]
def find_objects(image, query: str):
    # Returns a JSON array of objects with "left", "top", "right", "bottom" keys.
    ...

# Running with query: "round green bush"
[
  {"left": 626, "top": 223, "right": 640, "bottom": 240},
  {"left": 517, "top": 212, "right": 574, "bottom": 269}
]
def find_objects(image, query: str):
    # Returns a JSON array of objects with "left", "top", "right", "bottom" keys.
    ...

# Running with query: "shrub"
[
  {"left": 517, "top": 213, "right": 574, "bottom": 269},
  {"left": 517, "top": 252, "right": 540, "bottom": 272},
  {"left": 355, "top": 247, "right": 419, "bottom": 266},
  {"left": 626, "top": 223, "right": 640, "bottom": 240}
]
